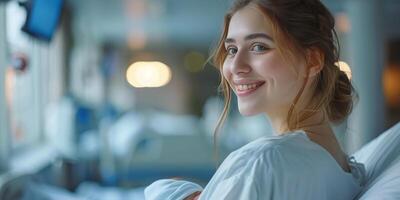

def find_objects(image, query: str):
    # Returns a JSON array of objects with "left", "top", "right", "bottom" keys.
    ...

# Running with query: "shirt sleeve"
[{"left": 144, "top": 179, "right": 203, "bottom": 200}]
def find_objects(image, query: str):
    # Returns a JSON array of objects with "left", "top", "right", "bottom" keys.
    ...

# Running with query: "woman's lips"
[{"left": 234, "top": 81, "right": 265, "bottom": 97}]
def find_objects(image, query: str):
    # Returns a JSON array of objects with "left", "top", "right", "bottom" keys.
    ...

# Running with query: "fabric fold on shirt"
[{"left": 144, "top": 179, "right": 203, "bottom": 200}]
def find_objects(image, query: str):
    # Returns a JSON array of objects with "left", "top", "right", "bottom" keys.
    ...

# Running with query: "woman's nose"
[{"left": 231, "top": 52, "right": 251, "bottom": 75}]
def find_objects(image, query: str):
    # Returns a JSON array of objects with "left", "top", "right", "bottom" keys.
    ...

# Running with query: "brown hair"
[{"left": 211, "top": 0, "right": 357, "bottom": 144}]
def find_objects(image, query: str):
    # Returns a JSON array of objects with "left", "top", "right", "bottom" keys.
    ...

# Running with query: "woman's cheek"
[
  {"left": 222, "top": 62, "right": 231, "bottom": 80},
  {"left": 259, "top": 59, "right": 295, "bottom": 83}
]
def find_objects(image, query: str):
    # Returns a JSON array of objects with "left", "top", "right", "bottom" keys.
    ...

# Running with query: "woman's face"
[{"left": 223, "top": 5, "right": 307, "bottom": 117}]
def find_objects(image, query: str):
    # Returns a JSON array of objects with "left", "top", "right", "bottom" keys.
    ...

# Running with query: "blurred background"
[{"left": 0, "top": 0, "right": 399, "bottom": 199}]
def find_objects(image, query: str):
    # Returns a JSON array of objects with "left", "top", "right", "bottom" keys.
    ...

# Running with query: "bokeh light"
[
  {"left": 335, "top": 61, "right": 352, "bottom": 80},
  {"left": 184, "top": 51, "right": 205, "bottom": 73},
  {"left": 126, "top": 61, "right": 172, "bottom": 88}
]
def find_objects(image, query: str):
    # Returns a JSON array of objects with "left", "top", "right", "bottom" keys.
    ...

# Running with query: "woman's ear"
[{"left": 306, "top": 47, "right": 324, "bottom": 77}]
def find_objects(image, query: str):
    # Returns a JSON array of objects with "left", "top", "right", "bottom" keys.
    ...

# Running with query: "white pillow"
[
  {"left": 357, "top": 156, "right": 400, "bottom": 199},
  {"left": 352, "top": 122, "right": 400, "bottom": 198},
  {"left": 352, "top": 122, "right": 400, "bottom": 181}
]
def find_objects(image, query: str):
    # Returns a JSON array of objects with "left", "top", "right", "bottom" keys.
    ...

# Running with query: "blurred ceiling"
[
  {"left": 66, "top": 0, "right": 400, "bottom": 49},
  {"left": 67, "top": 0, "right": 231, "bottom": 48}
]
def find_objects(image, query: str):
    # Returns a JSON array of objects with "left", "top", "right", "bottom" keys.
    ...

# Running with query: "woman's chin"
[{"left": 238, "top": 107, "right": 260, "bottom": 116}]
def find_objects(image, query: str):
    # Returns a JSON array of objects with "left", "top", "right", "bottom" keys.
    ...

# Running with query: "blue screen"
[{"left": 23, "top": 0, "right": 64, "bottom": 41}]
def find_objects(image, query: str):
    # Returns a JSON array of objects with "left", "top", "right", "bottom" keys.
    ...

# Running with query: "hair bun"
[{"left": 327, "top": 70, "right": 356, "bottom": 123}]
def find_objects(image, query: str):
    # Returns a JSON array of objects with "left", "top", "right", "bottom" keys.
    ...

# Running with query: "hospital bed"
[{"left": 1, "top": 122, "right": 400, "bottom": 199}]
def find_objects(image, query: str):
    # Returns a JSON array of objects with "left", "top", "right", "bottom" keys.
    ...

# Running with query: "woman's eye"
[
  {"left": 226, "top": 47, "right": 237, "bottom": 55},
  {"left": 251, "top": 44, "right": 269, "bottom": 52}
]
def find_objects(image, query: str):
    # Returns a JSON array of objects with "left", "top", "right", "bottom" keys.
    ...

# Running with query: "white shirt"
[{"left": 145, "top": 131, "right": 365, "bottom": 200}]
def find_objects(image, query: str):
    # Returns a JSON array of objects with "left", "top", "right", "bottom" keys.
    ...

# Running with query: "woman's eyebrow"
[
  {"left": 245, "top": 33, "right": 273, "bottom": 41},
  {"left": 225, "top": 33, "right": 273, "bottom": 44}
]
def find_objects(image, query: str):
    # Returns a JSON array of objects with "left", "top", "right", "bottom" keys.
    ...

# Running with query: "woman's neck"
[
  {"left": 305, "top": 123, "right": 351, "bottom": 172},
  {"left": 269, "top": 111, "right": 351, "bottom": 172},
  {"left": 269, "top": 107, "right": 327, "bottom": 134}
]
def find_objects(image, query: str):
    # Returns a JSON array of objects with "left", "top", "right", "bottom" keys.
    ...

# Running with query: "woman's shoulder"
[
  {"left": 203, "top": 132, "right": 362, "bottom": 200},
  {"left": 230, "top": 131, "right": 321, "bottom": 160},
  {"left": 221, "top": 131, "right": 334, "bottom": 176},
  {"left": 212, "top": 131, "right": 332, "bottom": 186}
]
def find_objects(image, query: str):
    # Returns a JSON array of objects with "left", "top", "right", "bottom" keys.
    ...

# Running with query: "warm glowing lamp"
[
  {"left": 383, "top": 64, "right": 400, "bottom": 108},
  {"left": 126, "top": 61, "right": 172, "bottom": 88}
]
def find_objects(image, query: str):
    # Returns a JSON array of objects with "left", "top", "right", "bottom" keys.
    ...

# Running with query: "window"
[
  {"left": 0, "top": 3, "right": 10, "bottom": 172},
  {"left": 5, "top": 2, "right": 43, "bottom": 151},
  {"left": 1, "top": 1, "right": 67, "bottom": 167}
]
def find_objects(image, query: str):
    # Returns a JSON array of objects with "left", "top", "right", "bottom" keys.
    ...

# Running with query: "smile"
[{"left": 234, "top": 81, "right": 265, "bottom": 97}]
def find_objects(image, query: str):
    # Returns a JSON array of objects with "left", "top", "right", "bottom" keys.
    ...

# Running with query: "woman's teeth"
[{"left": 237, "top": 83, "right": 258, "bottom": 91}]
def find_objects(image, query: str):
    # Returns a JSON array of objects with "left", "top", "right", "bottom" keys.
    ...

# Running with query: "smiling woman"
[
  {"left": 222, "top": 7, "right": 301, "bottom": 118},
  {"left": 144, "top": 0, "right": 364, "bottom": 199}
]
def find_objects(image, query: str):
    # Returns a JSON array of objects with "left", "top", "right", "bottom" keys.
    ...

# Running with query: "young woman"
[{"left": 145, "top": 0, "right": 365, "bottom": 199}]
